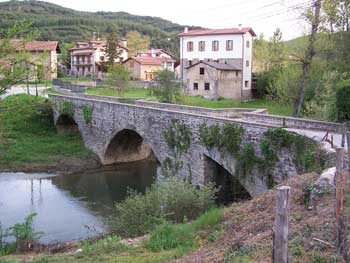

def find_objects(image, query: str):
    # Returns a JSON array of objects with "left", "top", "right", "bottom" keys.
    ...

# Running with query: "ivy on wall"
[
  {"left": 162, "top": 119, "right": 192, "bottom": 177},
  {"left": 59, "top": 101, "right": 74, "bottom": 117},
  {"left": 82, "top": 105, "right": 93, "bottom": 124}
]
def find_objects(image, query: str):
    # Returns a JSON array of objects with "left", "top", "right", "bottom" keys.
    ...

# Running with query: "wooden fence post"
[
  {"left": 273, "top": 186, "right": 291, "bottom": 263},
  {"left": 335, "top": 147, "right": 346, "bottom": 257}
]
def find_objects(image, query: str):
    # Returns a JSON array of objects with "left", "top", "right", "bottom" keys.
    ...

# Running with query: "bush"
[
  {"left": 192, "top": 208, "right": 224, "bottom": 230},
  {"left": 150, "top": 69, "right": 183, "bottom": 103},
  {"left": 335, "top": 80, "right": 350, "bottom": 122},
  {"left": 111, "top": 176, "right": 217, "bottom": 237}
]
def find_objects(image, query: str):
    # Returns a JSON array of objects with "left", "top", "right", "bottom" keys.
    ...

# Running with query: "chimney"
[
  {"left": 238, "top": 24, "right": 242, "bottom": 30},
  {"left": 120, "top": 37, "right": 127, "bottom": 48},
  {"left": 184, "top": 27, "right": 189, "bottom": 33}
]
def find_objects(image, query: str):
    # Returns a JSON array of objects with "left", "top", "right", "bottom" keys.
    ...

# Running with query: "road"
[{"left": 0, "top": 86, "right": 49, "bottom": 99}]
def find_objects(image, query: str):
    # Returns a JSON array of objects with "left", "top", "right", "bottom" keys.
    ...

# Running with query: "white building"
[{"left": 179, "top": 27, "right": 255, "bottom": 100}]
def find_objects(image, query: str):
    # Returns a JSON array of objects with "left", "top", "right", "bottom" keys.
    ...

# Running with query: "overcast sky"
[{"left": 11, "top": 0, "right": 313, "bottom": 40}]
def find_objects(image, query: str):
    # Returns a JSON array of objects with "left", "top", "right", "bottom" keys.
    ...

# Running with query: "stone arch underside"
[
  {"left": 203, "top": 155, "right": 251, "bottom": 204},
  {"left": 56, "top": 114, "right": 79, "bottom": 134},
  {"left": 103, "top": 129, "right": 154, "bottom": 165}
]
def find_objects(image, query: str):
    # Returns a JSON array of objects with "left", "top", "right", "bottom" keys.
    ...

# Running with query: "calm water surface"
[{"left": 0, "top": 159, "right": 157, "bottom": 243}]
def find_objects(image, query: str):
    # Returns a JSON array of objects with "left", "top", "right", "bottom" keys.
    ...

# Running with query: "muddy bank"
[{"left": 0, "top": 156, "right": 102, "bottom": 174}]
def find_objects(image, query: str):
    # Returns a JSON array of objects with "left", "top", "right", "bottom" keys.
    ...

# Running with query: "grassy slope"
[
  {"left": 0, "top": 94, "right": 94, "bottom": 165},
  {"left": 86, "top": 87, "right": 293, "bottom": 116}
]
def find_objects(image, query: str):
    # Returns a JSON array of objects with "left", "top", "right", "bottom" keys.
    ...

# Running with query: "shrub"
[
  {"left": 335, "top": 80, "right": 350, "bottom": 122},
  {"left": 82, "top": 105, "right": 93, "bottom": 124},
  {"left": 192, "top": 208, "right": 224, "bottom": 230},
  {"left": 111, "top": 176, "right": 217, "bottom": 237},
  {"left": 59, "top": 101, "right": 74, "bottom": 117},
  {"left": 150, "top": 69, "right": 183, "bottom": 103}
]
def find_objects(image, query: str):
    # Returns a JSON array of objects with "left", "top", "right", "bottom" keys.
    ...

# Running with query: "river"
[{"left": 0, "top": 159, "right": 158, "bottom": 244}]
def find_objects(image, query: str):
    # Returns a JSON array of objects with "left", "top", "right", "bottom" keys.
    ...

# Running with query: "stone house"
[
  {"left": 123, "top": 56, "right": 176, "bottom": 80},
  {"left": 179, "top": 27, "right": 255, "bottom": 100},
  {"left": 185, "top": 60, "right": 243, "bottom": 100},
  {"left": 11, "top": 40, "right": 60, "bottom": 80},
  {"left": 70, "top": 38, "right": 128, "bottom": 77}
]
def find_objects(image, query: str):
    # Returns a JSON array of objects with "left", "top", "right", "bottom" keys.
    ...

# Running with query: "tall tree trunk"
[{"left": 293, "top": 0, "right": 322, "bottom": 117}]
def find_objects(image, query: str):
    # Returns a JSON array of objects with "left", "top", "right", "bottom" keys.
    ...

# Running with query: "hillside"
[{"left": 0, "top": 0, "right": 195, "bottom": 57}]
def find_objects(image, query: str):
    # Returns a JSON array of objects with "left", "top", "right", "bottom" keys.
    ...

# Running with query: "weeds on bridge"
[{"left": 82, "top": 105, "right": 93, "bottom": 124}]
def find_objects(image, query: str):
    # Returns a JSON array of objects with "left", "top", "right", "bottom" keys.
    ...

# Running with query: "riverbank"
[
  {"left": 1, "top": 172, "right": 338, "bottom": 263},
  {"left": 0, "top": 94, "right": 100, "bottom": 174}
]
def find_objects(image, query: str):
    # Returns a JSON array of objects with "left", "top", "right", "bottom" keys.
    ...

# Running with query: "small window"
[
  {"left": 100, "top": 56, "right": 104, "bottom": 61},
  {"left": 205, "top": 83, "right": 210, "bottom": 90},
  {"left": 226, "top": 40, "right": 233, "bottom": 51},
  {"left": 246, "top": 40, "right": 250, "bottom": 48},
  {"left": 188, "top": 60, "right": 192, "bottom": 66},
  {"left": 199, "top": 41, "right": 205, "bottom": 52},
  {"left": 236, "top": 71, "right": 239, "bottom": 77},
  {"left": 193, "top": 83, "right": 198, "bottom": 90},
  {"left": 212, "top": 40, "right": 219, "bottom": 51},
  {"left": 187, "top": 41, "right": 193, "bottom": 52},
  {"left": 246, "top": 60, "right": 250, "bottom": 67},
  {"left": 245, "top": 81, "right": 249, "bottom": 88},
  {"left": 200, "top": 67, "right": 205, "bottom": 75}
]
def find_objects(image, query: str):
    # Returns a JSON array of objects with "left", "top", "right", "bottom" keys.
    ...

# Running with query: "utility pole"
[{"left": 293, "top": 0, "right": 322, "bottom": 117}]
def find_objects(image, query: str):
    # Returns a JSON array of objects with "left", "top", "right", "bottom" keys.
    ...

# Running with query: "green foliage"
[
  {"left": 236, "top": 144, "right": 259, "bottom": 178},
  {"left": 105, "top": 64, "right": 130, "bottom": 96},
  {"left": 126, "top": 31, "right": 150, "bottom": 57},
  {"left": 81, "top": 236, "right": 128, "bottom": 256},
  {"left": 0, "top": 1, "right": 182, "bottom": 57},
  {"left": 146, "top": 207, "right": 223, "bottom": 252},
  {"left": 162, "top": 119, "right": 191, "bottom": 175},
  {"left": 82, "top": 105, "right": 93, "bottom": 124},
  {"left": 335, "top": 79, "right": 350, "bottom": 122},
  {"left": 150, "top": 69, "right": 183, "bottom": 103},
  {"left": 59, "top": 101, "right": 74, "bottom": 117},
  {"left": 199, "top": 123, "right": 243, "bottom": 156},
  {"left": 110, "top": 176, "right": 217, "bottom": 237},
  {"left": 0, "top": 95, "right": 94, "bottom": 165}
]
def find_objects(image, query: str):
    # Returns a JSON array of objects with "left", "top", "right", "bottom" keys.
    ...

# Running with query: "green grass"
[
  {"left": 3, "top": 208, "right": 224, "bottom": 263},
  {"left": 85, "top": 87, "right": 292, "bottom": 116},
  {"left": 0, "top": 94, "right": 94, "bottom": 165}
]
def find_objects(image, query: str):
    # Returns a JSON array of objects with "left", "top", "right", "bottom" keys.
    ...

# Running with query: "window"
[
  {"left": 245, "top": 81, "right": 249, "bottom": 88},
  {"left": 199, "top": 41, "right": 205, "bottom": 52},
  {"left": 226, "top": 40, "right": 233, "bottom": 51},
  {"left": 188, "top": 60, "right": 192, "bottom": 66},
  {"left": 187, "top": 41, "right": 193, "bottom": 52},
  {"left": 200, "top": 67, "right": 205, "bottom": 75},
  {"left": 236, "top": 71, "right": 239, "bottom": 77},
  {"left": 246, "top": 40, "right": 250, "bottom": 48},
  {"left": 100, "top": 56, "right": 105, "bottom": 61},
  {"left": 212, "top": 40, "right": 219, "bottom": 51},
  {"left": 204, "top": 83, "right": 210, "bottom": 90},
  {"left": 130, "top": 61, "right": 135, "bottom": 68},
  {"left": 193, "top": 83, "right": 198, "bottom": 90},
  {"left": 246, "top": 60, "right": 250, "bottom": 67}
]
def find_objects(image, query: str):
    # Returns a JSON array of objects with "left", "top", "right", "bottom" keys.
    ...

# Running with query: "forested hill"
[{"left": 0, "top": 0, "right": 193, "bottom": 56}]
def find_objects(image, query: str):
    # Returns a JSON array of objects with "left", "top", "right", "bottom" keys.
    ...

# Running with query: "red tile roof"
[
  {"left": 125, "top": 56, "right": 176, "bottom": 65},
  {"left": 11, "top": 40, "right": 60, "bottom": 52},
  {"left": 178, "top": 27, "right": 256, "bottom": 37}
]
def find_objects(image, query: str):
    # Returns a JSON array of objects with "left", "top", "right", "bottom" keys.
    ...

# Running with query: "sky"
[{"left": 10, "top": 0, "right": 314, "bottom": 40}]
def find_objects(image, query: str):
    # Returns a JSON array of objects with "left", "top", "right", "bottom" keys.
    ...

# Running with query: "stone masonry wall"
[{"left": 50, "top": 94, "right": 319, "bottom": 197}]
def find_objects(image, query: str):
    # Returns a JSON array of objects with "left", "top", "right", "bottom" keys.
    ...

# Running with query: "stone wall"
[
  {"left": 242, "top": 112, "right": 343, "bottom": 132},
  {"left": 50, "top": 94, "right": 323, "bottom": 197}
]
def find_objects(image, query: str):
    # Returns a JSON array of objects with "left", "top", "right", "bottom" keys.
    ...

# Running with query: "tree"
[
  {"left": 126, "top": 31, "right": 150, "bottom": 57},
  {"left": 102, "top": 32, "right": 122, "bottom": 70},
  {"left": 105, "top": 64, "right": 130, "bottom": 96},
  {"left": 268, "top": 28, "right": 286, "bottom": 69},
  {"left": 0, "top": 20, "right": 39, "bottom": 95},
  {"left": 293, "top": 0, "right": 322, "bottom": 117},
  {"left": 151, "top": 69, "right": 182, "bottom": 103}
]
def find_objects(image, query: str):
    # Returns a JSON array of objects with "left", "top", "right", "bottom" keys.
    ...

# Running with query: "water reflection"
[{"left": 0, "top": 159, "right": 157, "bottom": 243}]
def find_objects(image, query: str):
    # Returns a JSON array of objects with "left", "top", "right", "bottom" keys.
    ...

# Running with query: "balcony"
[{"left": 72, "top": 61, "right": 93, "bottom": 66}]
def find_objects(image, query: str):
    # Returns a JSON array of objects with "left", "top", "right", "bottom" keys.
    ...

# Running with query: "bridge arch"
[
  {"left": 56, "top": 114, "right": 80, "bottom": 134},
  {"left": 203, "top": 155, "right": 251, "bottom": 204},
  {"left": 103, "top": 128, "right": 156, "bottom": 165}
]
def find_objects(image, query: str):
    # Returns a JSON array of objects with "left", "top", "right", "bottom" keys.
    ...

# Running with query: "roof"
[
  {"left": 70, "top": 40, "right": 128, "bottom": 51},
  {"left": 124, "top": 56, "right": 176, "bottom": 65},
  {"left": 11, "top": 40, "right": 60, "bottom": 52},
  {"left": 185, "top": 60, "right": 242, "bottom": 71},
  {"left": 178, "top": 27, "right": 256, "bottom": 37}
]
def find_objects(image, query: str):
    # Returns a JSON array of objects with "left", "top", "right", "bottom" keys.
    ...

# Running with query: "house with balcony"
[
  {"left": 70, "top": 38, "right": 128, "bottom": 77},
  {"left": 179, "top": 27, "right": 255, "bottom": 100}
]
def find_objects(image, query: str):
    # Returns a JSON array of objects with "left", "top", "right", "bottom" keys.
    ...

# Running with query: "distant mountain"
[{"left": 0, "top": 0, "right": 197, "bottom": 57}]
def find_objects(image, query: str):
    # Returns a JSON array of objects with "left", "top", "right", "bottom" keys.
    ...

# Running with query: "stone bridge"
[{"left": 50, "top": 94, "right": 341, "bottom": 197}]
